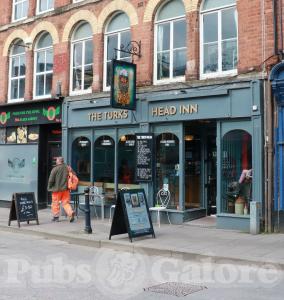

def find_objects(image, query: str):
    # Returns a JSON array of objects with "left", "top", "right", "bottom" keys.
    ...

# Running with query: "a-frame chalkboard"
[
  {"left": 8, "top": 193, "right": 39, "bottom": 228},
  {"left": 109, "top": 189, "right": 155, "bottom": 242}
]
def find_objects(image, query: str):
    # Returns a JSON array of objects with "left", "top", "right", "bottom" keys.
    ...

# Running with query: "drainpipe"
[
  {"left": 273, "top": 0, "right": 278, "bottom": 56},
  {"left": 267, "top": 80, "right": 274, "bottom": 233}
]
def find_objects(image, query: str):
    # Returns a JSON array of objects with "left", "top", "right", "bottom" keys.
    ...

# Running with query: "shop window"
[
  {"left": 154, "top": 0, "right": 186, "bottom": 83},
  {"left": 221, "top": 130, "right": 252, "bottom": 215},
  {"left": 9, "top": 40, "right": 26, "bottom": 102},
  {"left": 118, "top": 135, "right": 135, "bottom": 185},
  {"left": 156, "top": 133, "right": 179, "bottom": 209},
  {"left": 94, "top": 136, "right": 114, "bottom": 185},
  {"left": 104, "top": 12, "right": 131, "bottom": 90},
  {"left": 72, "top": 137, "right": 91, "bottom": 182},
  {"left": 12, "top": 0, "right": 28, "bottom": 22},
  {"left": 34, "top": 32, "right": 53, "bottom": 98},
  {"left": 71, "top": 22, "right": 93, "bottom": 94},
  {"left": 200, "top": 0, "right": 237, "bottom": 78}
]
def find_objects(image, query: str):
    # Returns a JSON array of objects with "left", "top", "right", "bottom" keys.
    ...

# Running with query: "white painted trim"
[
  {"left": 8, "top": 51, "right": 26, "bottom": 102},
  {"left": 200, "top": 5, "right": 238, "bottom": 79},
  {"left": 7, "top": 98, "right": 25, "bottom": 104},
  {"left": 153, "top": 16, "right": 186, "bottom": 85},
  {"left": 12, "top": 0, "right": 28, "bottom": 22},
  {"left": 36, "top": 0, "right": 54, "bottom": 15},
  {"left": 70, "top": 37, "right": 93, "bottom": 94},
  {"left": 33, "top": 38, "right": 53, "bottom": 99}
]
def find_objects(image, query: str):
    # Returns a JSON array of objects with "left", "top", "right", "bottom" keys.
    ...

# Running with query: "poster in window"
[
  {"left": 17, "top": 126, "right": 27, "bottom": 144},
  {"left": 111, "top": 59, "right": 136, "bottom": 110},
  {"left": 6, "top": 127, "right": 17, "bottom": 144},
  {"left": 0, "top": 128, "right": 6, "bottom": 144},
  {"left": 28, "top": 126, "right": 39, "bottom": 143}
]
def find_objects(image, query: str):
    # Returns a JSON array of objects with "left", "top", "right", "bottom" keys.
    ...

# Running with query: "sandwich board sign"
[
  {"left": 109, "top": 189, "right": 155, "bottom": 242},
  {"left": 8, "top": 192, "right": 39, "bottom": 228}
]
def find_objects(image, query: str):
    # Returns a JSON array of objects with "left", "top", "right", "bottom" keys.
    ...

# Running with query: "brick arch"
[
  {"left": 97, "top": 0, "right": 138, "bottom": 33},
  {"left": 3, "top": 30, "right": 29, "bottom": 56},
  {"left": 30, "top": 21, "right": 59, "bottom": 46},
  {"left": 62, "top": 10, "right": 98, "bottom": 42},
  {"left": 143, "top": 0, "right": 200, "bottom": 23}
]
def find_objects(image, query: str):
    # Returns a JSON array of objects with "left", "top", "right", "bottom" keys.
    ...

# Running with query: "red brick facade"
[{"left": 0, "top": 0, "right": 282, "bottom": 103}]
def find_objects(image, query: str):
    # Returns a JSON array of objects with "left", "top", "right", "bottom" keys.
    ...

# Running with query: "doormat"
[{"left": 144, "top": 282, "right": 207, "bottom": 297}]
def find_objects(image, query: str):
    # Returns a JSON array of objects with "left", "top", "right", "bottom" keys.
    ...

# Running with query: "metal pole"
[
  {"left": 84, "top": 187, "right": 92, "bottom": 234},
  {"left": 267, "top": 80, "right": 274, "bottom": 233}
]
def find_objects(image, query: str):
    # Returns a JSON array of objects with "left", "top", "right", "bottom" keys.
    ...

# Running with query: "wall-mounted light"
[
  {"left": 120, "top": 135, "right": 126, "bottom": 142},
  {"left": 185, "top": 135, "right": 194, "bottom": 141}
]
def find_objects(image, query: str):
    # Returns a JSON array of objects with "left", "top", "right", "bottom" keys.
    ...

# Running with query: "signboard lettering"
[
  {"left": 8, "top": 192, "right": 39, "bottom": 227},
  {"left": 151, "top": 103, "right": 198, "bottom": 117}
]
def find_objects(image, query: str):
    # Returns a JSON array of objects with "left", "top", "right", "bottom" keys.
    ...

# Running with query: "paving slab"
[{"left": 1, "top": 207, "right": 284, "bottom": 269}]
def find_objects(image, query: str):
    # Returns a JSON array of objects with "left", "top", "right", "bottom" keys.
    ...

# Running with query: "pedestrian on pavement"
[{"left": 48, "top": 156, "right": 75, "bottom": 222}]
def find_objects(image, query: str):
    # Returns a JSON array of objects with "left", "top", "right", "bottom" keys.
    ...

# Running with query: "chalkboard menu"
[
  {"left": 109, "top": 189, "right": 155, "bottom": 242},
  {"left": 8, "top": 193, "right": 39, "bottom": 227},
  {"left": 135, "top": 133, "right": 154, "bottom": 182}
]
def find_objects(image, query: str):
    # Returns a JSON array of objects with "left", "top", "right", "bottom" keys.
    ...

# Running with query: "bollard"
[
  {"left": 250, "top": 201, "right": 261, "bottom": 234},
  {"left": 84, "top": 187, "right": 92, "bottom": 234}
]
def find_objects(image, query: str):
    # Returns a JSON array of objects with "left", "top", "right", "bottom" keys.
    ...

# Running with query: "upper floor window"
[
  {"left": 104, "top": 12, "right": 131, "bottom": 90},
  {"left": 9, "top": 40, "right": 26, "bottom": 102},
  {"left": 200, "top": 0, "right": 238, "bottom": 78},
  {"left": 37, "top": 0, "right": 54, "bottom": 14},
  {"left": 12, "top": 0, "right": 28, "bottom": 21},
  {"left": 154, "top": 0, "right": 186, "bottom": 83},
  {"left": 34, "top": 33, "right": 53, "bottom": 98},
  {"left": 71, "top": 22, "right": 93, "bottom": 94}
]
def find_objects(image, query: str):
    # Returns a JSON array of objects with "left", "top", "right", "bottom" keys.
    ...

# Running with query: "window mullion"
[
  {"left": 218, "top": 10, "right": 222, "bottom": 72},
  {"left": 118, "top": 33, "right": 121, "bottom": 60},
  {"left": 170, "top": 21, "right": 174, "bottom": 79},
  {"left": 82, "top": 41, "right": 85, "bottom": 91},
  {"left": 44, "top": 50, "right": 47, "bottom": 94}
]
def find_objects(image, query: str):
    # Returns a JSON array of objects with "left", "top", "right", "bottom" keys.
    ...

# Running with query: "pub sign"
[{"left": 111, "top": 59, "right": 136, "bottom": 110}]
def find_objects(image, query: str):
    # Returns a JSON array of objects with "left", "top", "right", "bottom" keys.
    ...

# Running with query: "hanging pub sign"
[{"left": 111, "top": 59, "right": 136, "bottom": 110}]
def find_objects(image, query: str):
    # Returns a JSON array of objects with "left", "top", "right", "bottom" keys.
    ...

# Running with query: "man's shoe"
[
  {"left": 52, "top": 216, "right": 59, "bottom": 222},
  {"left": 69, "top": 212, "right": 75, "bottom": 223}
]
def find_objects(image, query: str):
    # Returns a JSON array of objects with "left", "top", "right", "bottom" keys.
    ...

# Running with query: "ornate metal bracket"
[{"left": 115, "top": 40, "right": 142, "bottom": 60}]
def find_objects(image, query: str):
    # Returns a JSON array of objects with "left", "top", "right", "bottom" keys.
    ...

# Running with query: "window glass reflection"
[{"left": 72, "top": 137, "right": 91, "bottom": 182}]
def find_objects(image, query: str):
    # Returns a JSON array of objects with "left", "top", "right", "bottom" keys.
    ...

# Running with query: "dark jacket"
[{"left": 48, "top": 163, "right": 68, "bottom": 192}]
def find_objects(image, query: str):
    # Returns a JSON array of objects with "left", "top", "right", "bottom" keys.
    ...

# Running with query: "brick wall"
[{"left": 0, "top": 0, "right": 282, "bottom": 103}]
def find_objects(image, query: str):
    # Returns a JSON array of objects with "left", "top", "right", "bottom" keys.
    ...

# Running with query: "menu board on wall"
[{"left": 135, "top": 133, "right": 154, "bottom": 182}]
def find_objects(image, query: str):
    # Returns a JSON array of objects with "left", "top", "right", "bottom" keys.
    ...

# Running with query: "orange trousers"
[{"left": 51, "top": 190, "right": 73, "bottom": 217}]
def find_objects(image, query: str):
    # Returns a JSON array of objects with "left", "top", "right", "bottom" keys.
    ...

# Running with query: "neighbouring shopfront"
[
  {"left": 63, "top": 80, "right": 263, "bottom": 231},
  {"left": 0, "top": 99, "right": 62, "bottom": 208}
]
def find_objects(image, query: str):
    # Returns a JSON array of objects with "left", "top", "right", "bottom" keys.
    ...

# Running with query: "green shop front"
[
  {"left": 0, "top": 99, "right": 62, "bottom": 208},
  {"left": 63, "top": 80, "right": 263, "bottom": 231}
]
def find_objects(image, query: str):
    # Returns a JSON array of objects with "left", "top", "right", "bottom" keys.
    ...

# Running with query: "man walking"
[{"left": 48, "top": 156, "right": 75, "bottom": 222}]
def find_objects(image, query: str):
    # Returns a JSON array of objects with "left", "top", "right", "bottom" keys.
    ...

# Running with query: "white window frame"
[
  {"left": 12, "top": 0, "right": 28, "bottom": 22},
  {"left": 200, "top": 3, "right": 238, "bottom": 79},
  {"left": 154, "top": 14, "right": 186, "bottom": 85},
  {"left": 8, "top": 46, "right": 26, "bottom": 103},
  {"left": 103, "top": 20, "right": 131, "bottom": 92},
  {"left": 33, "top": 37, "right": 53, "bottom": 99},
  {"left": 36, "top": 0, "right": 54, "bottom": 15},
  {"left": 70, "top": 34, "right": 93, "bottom": 96},
  {"left": 73, "top": 0, "right": 84, "bottom": 3}
]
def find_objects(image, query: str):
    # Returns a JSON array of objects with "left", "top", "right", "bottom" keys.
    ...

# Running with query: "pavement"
[{"left": 1, "top": 207, "right": 284, "bottom": 270}]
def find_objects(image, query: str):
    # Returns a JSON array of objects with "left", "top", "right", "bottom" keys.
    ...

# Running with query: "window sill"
[
  {"left": 36, "top": 8, "right": 54, "bottom": 16},
  {"left": 154, "top": 76, "right": 185, "bottom": 86},
  {"left": 33, "top": 95, "right": 52, "bottom": 100},
  {"left": 70, "top": 89, "right": 92, "bottom": 96},
  {"left": 217, "top": 213, "right": 250, "bottom": 219},
  {"left": 7, "top": 98, "right": 25, "bottom": 103},
  {"left": 11, "top": 16, "right": 28, "bottom": 23},
  {"left": 200, "top": 70, "right": 238, "bottom": 80}
]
